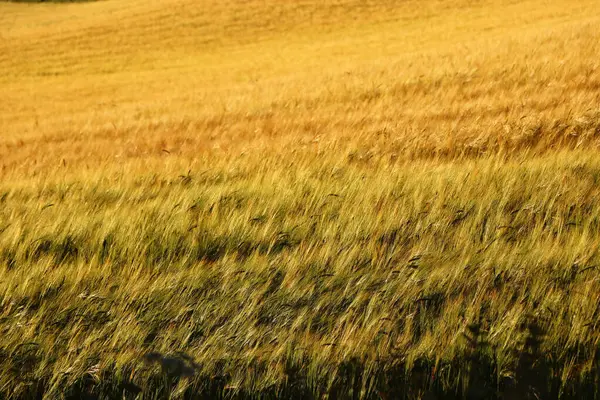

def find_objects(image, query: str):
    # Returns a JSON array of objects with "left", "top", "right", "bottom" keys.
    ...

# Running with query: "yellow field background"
[
  {"left": 1, "top": 0, "right": 600, "bottom": 398},
  {"left": 1, "top": 0, "right": 599, "bottom": 176}
]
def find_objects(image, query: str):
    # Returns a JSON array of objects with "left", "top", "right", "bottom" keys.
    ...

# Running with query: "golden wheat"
[{"left": 0, "top": 0, "right": 599, "bottom": 397}]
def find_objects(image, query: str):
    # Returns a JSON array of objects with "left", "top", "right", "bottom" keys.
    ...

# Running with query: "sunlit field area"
[{"left": 1, "top": 0, "right": 600, "bottom": 398}]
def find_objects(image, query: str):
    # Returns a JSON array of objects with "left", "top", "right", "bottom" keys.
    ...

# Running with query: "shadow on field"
[{"left": 9, "top": 317, "right": 600, "bottom": 399}]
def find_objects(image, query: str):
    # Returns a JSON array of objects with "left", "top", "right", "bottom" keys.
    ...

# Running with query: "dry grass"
[{"left": 1, "top": 0, "right": 600, "bottom": 398}]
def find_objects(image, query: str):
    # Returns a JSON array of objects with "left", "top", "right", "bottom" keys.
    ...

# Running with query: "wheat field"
[{"left": 1, "top": 0, "right": 600, "bottom": 398}]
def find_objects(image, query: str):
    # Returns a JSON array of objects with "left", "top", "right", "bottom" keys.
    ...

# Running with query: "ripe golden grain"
[{"left": 0, "top": 0, "right": 599, "bottom": 397}]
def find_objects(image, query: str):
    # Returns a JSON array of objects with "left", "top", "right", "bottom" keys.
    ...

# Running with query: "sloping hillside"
[
  {"left": 0, "top": 0, "right": 600, "bottom": 398},
  {"left": 1, "top": 0, "right": 599, "bottom": 175}
]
